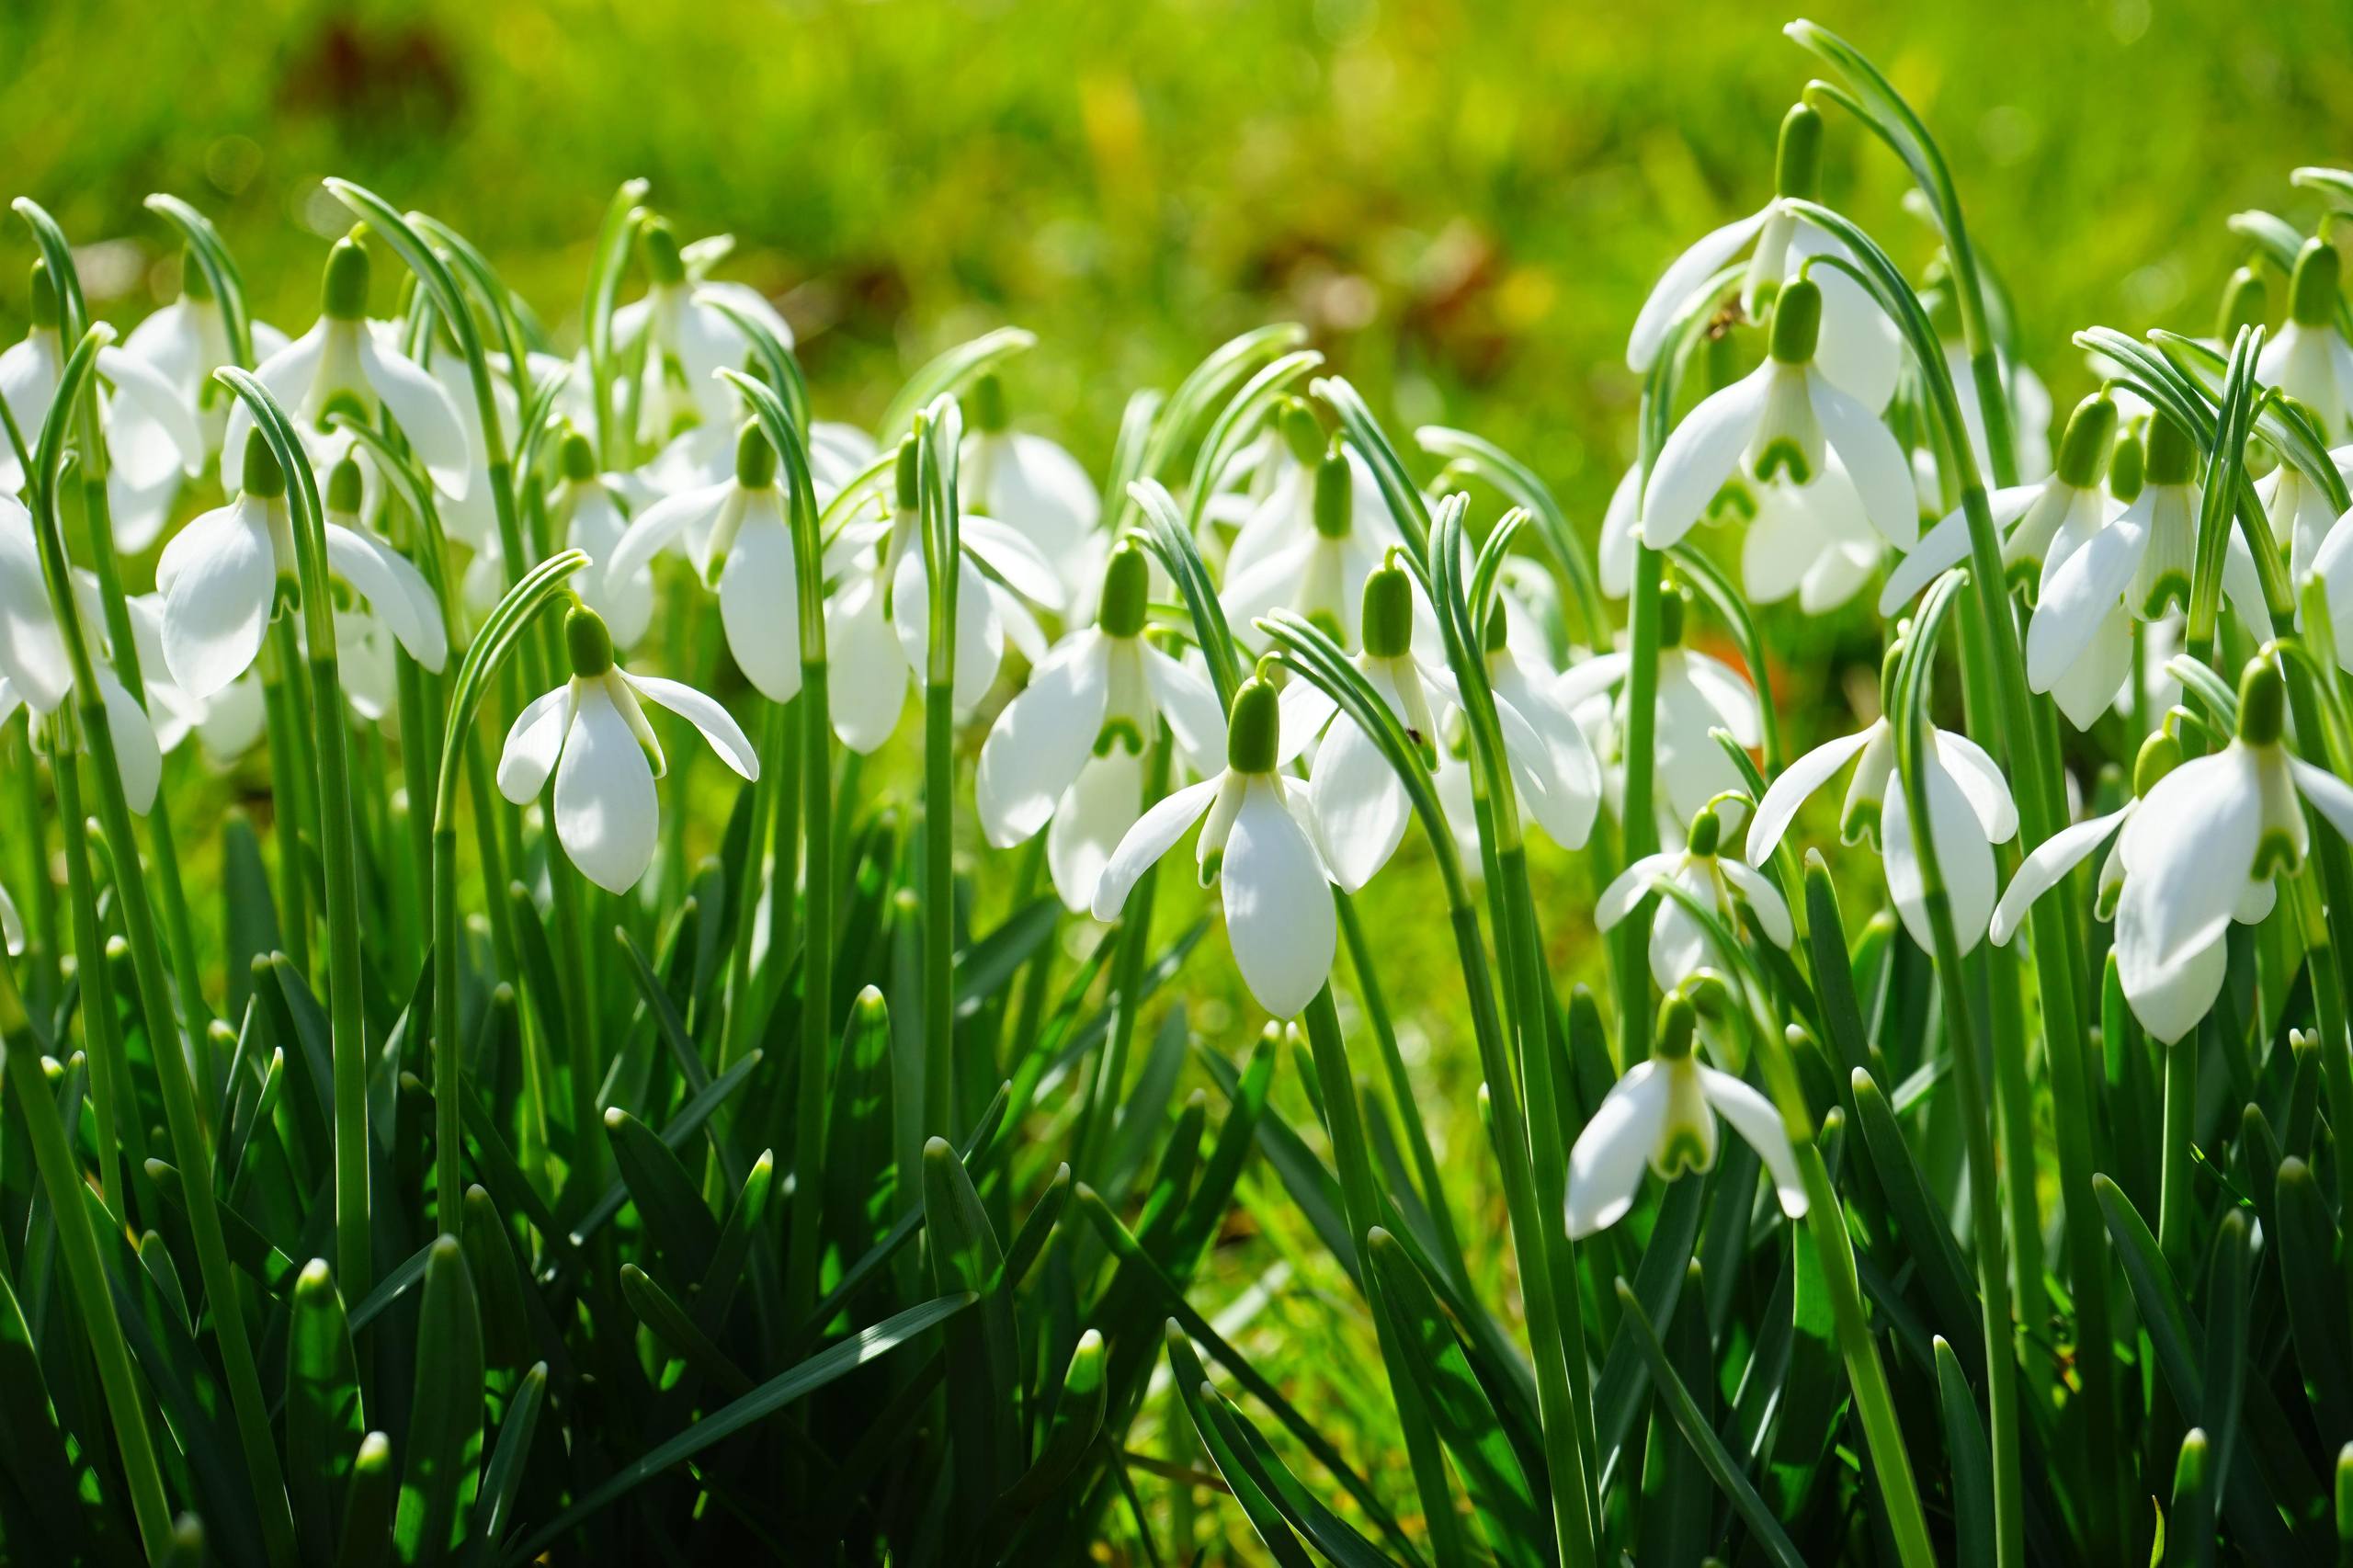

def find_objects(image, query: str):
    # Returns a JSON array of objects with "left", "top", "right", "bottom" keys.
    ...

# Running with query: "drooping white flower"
[
  {"left": 2256, "top": 240, "right": 2353, "bottom": 439},
  {"left": 1564, "top": 994, "right": 1808, "bottom": 1240},
  {"left": 1091, "top": 676, "right": 1335, "bottom": 1018},
  {"left": 614, "top": 219, "right": 796, "bottom": 454},
  {"left": 2110, "top": 661, "right": 2353, "bottom": 1041},
  {"left": 1628, "top": 104, "right": 1900, "bottom": 411},
  {"left": 976, "top": 542, "right": 1225, "bottom": 912},
  {"left": 1881, "top": 393, "right": 2120, "bottom": 617},
  {"left": 1638, "top": 278, "right": 1915, "bottom": 565},
  {"left": 1745, "top": 655, "right": 2018, "bottom": 956},
  {"left": 1210, "top": 403, "right": 1406, "bottom": 585},
  {"left": 1222, "top": 438, "right": 1397, "bottom": 653},
  {"left": 1449, "top": 593, "right": 1603, "bottom": 853},
  {"left": 496, "top": 603, "right": 758, "bottom": 894},
  {"left": 0, "top": 261, "right": 206, "bottom": 533},
  {"left": 221, "top": 232, "right": 472, "bottom": 506},
  {"left": 541, "top": 431, "right": 653, "bottom": 652},
  {"left": 158, "top": 441, "right": 446, "bottom": 703},
  {"left": 963, "top": 373, "right": 1101, "bottom": 600},
  {"left": 1598, "top": 803, "right": 1792, "bottom": 993},
  {"left": 820, "top": 434, "right": 1064, "bottom": 753}
]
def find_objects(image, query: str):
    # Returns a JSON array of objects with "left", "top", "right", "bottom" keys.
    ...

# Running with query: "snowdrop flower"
[
  {"left": 1448, "top": 595, "right": 1604, "bottom": 853},
  {"left": 1222, "top": 439, "right": 1394, "bottom": 652},
  {"left": 1554, "top": 592, "right": 1760, "bottom": 839},
  {"left": 2256, "top": 401, "right": 2353, "bottom": 583},
  {"left": 2029, "top": 413, "right": 2268, "bottom": 729},
  {"left": 2111, "top": 662, "right": 2353, "bottom": 1040},
  {"left": 311, "top": 456, "right": 449, "bottom": 723},
  {"left": 158, "top": 437, "right": 447, "bottom": 701},
  {"left": 497, "top": 603, "right": 758, "bottom": 894},
  {"left": 1881, "top": 393, "right": 2120, "bottom": 617},
  {"left": 976, "top": 542, "right": 1225, "bottom": 912},
  {"left": 2257, "top": 240, "right": 2353, "bottom": 439},
  {"left": 1091, "top": 675, "right": 1335, "bottom": 1018},
  {"left": 618, "top": 219, "right": 796, "bottom": 451},
  {"left": 0, "top": 262, "right": 205, "bottom": 528},
  {"left": 1564, "top": 993, "right": 1807, "bottom": 1239},
  {"left": 964, "top": 373, "right": 1101, "bottom": 591},
  {"left": 0, "top": 494, "right": 168, "bottom": 813},
  {"left": 1213, "top": 403, "right": 1405, "bottom": 585},
  {"left": 1628, "top": 105, "right": 1900, "bottom": 410},
  {"left": 544, "top": 431, "right": 653, "bottom": 652},
  {"left": 1638, "top": 278, "right": 1915, "bottom": 566},
  {"left": 822, "top": 435, "right": 1064, "bottom": 753},
  {"left": 1746, "top": 647, "right": 2017, "bottom": 955},
  {"left": 1598, "top": 803, "right": 1792, "bottom": 994},
  {"left": 222, "top": 233, "right": 472, "bottom": 504}
]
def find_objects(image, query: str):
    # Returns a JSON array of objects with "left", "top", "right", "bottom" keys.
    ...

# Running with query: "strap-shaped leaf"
[
  {"left": 288, "top": 1259, "right": 367, "bottom": 1558},
  {"left": 393, "top": 1237, "right": 484, "bottom": 1565}
]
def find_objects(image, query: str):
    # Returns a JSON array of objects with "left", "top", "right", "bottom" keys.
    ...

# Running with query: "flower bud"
[
  {"left": 1278, "top": 398, "right": 1324, "bottom": 467},
  {"left": 2236, "top": 658, "right": 2286, "bottom": 746},
  {"left": 1774, "top": 102, "right": 1824, "bottom": 202},
  {"left": 2132, "top": 730, "right": 2181, "bottom": 797},
  {"left": 326, "top": 455, "right": 363, "bottom": 516},
  {"left": 1768, "top": 278, "right": 1823, "bottom": 365},
  {"left": 2290, "top": 238, "right": 2341, "bottom": 330},
  {"left": 1685, "top": 804, "right": 1721, "bottom": 857},
  {"left": 1312, "top": 444, "right": 1352, "bottom": 539},
  {"left": 970, "top": 372, "right": 1008, "bottom": 434},
  {"left": 1362, "top": 563, "right": 1415, "bottom": 659},
  {"left": 1225, "top": 677, "right": 1280, "bottom": 774},
  {"left": 2143, "top": 412, "right": 2196, "bottom": 488},
  {"left": 1657, "top": 587, "right": 1687, "bottom": 649},
  {"left": 2216, "top": 265, "right": 2268, "bottom": 341},
  {"left": 2108, "top": 417, "right": 2145, "bottom": 503},
  {"left": 565, "top": 604, "right": 615, "bottom": 677},
  {"left": 1098, "top": 541, "right": 1150, "bottom": 639},
  {"left": 322, "top": 231, "right": 371, "bottom": 322},
  {"left": 639, "top": 217, "right": 687, "bottom": 288},
  {"left": 735, "top": 424, "right": 777, "bottom": 490},
  {"left": 559, "top": 430, "right": 598, "bottom": 484},
  {"left": 240, "top": 432, "right": 286, "bottom": 499},
  {"left": 894, "top": 434, "right": 921, "bottom": 510},
  {"left": 1654, "top": 991, "right": 1698, "bottom": 1061},
  {"left": 2054, "top": 394, "right": 2119, "bottom": 490}
]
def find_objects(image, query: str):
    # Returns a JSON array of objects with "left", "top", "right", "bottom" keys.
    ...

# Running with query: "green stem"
[
  {"left": 722, "top": 700, "right": 788, "bottom": 1074},
  {"left": 49, "top": 725, "right": 130, "bottom": 1210},
  {"left": 922, "top": 679, "right": 956, "bottom": 1141},
  {"left": 1073, "top": 737, "right": 1170, "bottom": 1177},
  {"left": 784, "top": 664, "right": 834, "bottom": 1324}
]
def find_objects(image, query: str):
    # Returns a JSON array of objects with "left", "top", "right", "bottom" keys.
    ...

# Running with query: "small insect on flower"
[
  {"left": 1092, "top": 674, "right": 1335, "bottom": 1018},
  {"left": 1565, "top": 992, "right": 1808, "bottom": 1239},
  {"left": 496, "top": 603, "right": 759, "bottom": 895}
]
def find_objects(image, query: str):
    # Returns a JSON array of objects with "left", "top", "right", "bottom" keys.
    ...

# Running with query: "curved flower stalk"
[
  {"left": 963, "top": 371, "right": 1101, "bottom": 591},
  {"left": 0, "top": 261, "right": 204, "bottom": 528},
  {"left": 497, "top": 602, "right": 757, "bottom": 894},
  {"left": 2256, "top": 239, "right": 2353, "bottom": 437},
  {"left": 1565, "top": 992, "right": 1808, "bottom": 1239},
  {"left": 616, "top": 217, "right": 795, "bottom": 454},
  {"left": 157, "top": 439, "right": 445, "bottom": 702},
  {"left": 1629, "top": 104, "right": 1900, "bottom": 410},
  {"left": 1556, "top": 590, "right": 1759, "bottom": 838},
  {"left": 1746, "top": 645, "right": 2017, "bottom": 954},
  {"left": 976, "top": 541, "right": 1225, "bottom": 912},
  {"left": 2027, "top": 412, "right": 2266, "bottom": 727},
  {"left": 1598, "top": 801, "right": 1792, "bottom": 993},
  {"left": 821, "top": 432, "right": 1063, "bottom": 752},
  {"left": 1638, "top": 278, "right": 1915, "bottom": 568},
  {"left": 1880, "top": 392, "right": 2119, "bottom": 615},
  {"left": 1091, "top": 674, "right": 1333, "bottom": 1018},
  {"left": 2109, "top": 659, "right": 2353, "bottom": 1040},
  {"left": 221, "top": 231, "right": 472, "bottom": 504}
]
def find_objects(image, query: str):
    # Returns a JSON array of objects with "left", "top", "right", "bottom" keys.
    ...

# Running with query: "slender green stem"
[
  {"left": 922, "top": 679, "right": 956, "bottom": 1141},
  {"left": 722, "top": 700, "right": 788, "bottom": 1074},
  {"left": 261, "top": 618, "right": 316, "bottom": 975},
  {"left": 784, "top": 663, "right": 834, "bottom": 1323},
  {"left": 1072, "top": 735, "right": 1170, "bottom": 1178},
  {"left": 48, "top": 723, "right": 129, "bottom": 1210}
]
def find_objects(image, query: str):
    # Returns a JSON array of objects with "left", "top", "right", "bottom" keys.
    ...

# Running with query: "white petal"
[
  {"left": 97, "top": 346, "right": 204, "bottom": 479},
  {"left": 825, "top": 573, "right": 910, "bottom": 755},
  {"left": 1877, "top": 483, "right": 2040, "bottom": 616},
  {"left": 1565, "top": 1062, "right": 1672, "bottom": 1238},
  {"left": 1599, "top": 462, "right": 1642, "bottom": 599},
  {"left": 2026, "top": 515, "right": 2148, "bottom": 692},
  {"left": 160, "top": 502, "right": 278, "bottom": 699},
  {"left": 323, "top": 523, "right": 446, "bottom": 672},
  {"left": 1049, "top": 748, "right": 1143, "bottom": 915},
  {"left": 718, "top": 521, "right": 803, "bottom": 703},
  {"left": 1990, "top": 801, "right": 2132, "bottom": 948},
  {"left": 1698, "top": 1067, "right": 1809, "bottom": 1219},
  {"left": 1091, "top": 777, "right": 1219, "bottom": 922},
  {"left": 1717, "top": 858, "right": 1794, "bottom": 948},
  {"left": 218, "top": 324, "right": 324, "bottom": 483},
  {"left": 356, "top": 335, "right": 472, "bottom": 499},
  {"left": 1933, "top": 730, "right": 2018, "bottom": 844},
  {"left": 608, "top": 480, "right": 730, "bottom": 584},
  {"left": 2119, "top": 750, "right": 2262, "bottom": 967},
  {"left": 552, "top": 679, "right": 660, "bottom": 893},
  {"left": 1141, "top": 644, "right": 1227, "bottom": 776},
  {"left": 1597, "top": 851, "right": 1681, "bottom": 930},
  {"left": 97, "top": 672, "right": 162, "bottom": 815},
  {"left": 0, "top": 500, "right": 73, "bottom": 712},
  {"left": 976, "top": 631, "right": 1110, "bottom": 846},
  {"left": 1627, "top": 210, "right": 1768, "bottom": 372},
  {"left": 961, "top": 515, "right": 1068, "bottom": 610},
  {"left": 623, "top": 671, "right": 759, "bottom": 779},
  {"left": 1221, "top": 780, "right": 1336, "bottom": 1017},
  {"left": 1310, "top": 711, "right": 1410, "bottom": 892},
  {"left": 2117, "top": 897, "right": 2229, "bottom": 1045},
  {"left": 1639, "top": 368, "right": 1770, "bottom": 551},
  {"left": 1882, "top": 755, "right": 1999, "bottom": 957},
  {"left": 2290, "top": 756, "right": 2353, "bottom": 844},
  {"left": 496, "top": 683, "right": 575, "bottom": 802},
  {"left": 1809, "top": 369, "right": 1916, "bottom": 548},
  {"left": 1745, "top": 726, "right": 1875, "bottom": 864}
]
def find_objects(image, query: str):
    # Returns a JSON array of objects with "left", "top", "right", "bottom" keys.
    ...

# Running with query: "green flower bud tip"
[
  {"left": 2132, "top": 730, "right": 2181, "bottom": 797},
  {"left": 1361, "top": 564, "right": 1414, "bottom": 658},
  {"left": 1657, "top": 587, "right": 1687, "bottom": 648},
  {"left": 1278, "top": 397, "right": 1324, "bottom": 467},
  {"left": 2107, "top": 418, "right": 2145, "bottom": 502},
  {"left": 1226, "top": 677, "right": 1280, "bottom": 774},
  {"left": 970, "top": 372, "right": 1008, "bottom": 434},
  {"left": 1097, "top": 541, "right": 1150, "bottom": 639},
  {"left": 1768, "top": 277, "right": 1822, "bottom": 364},
  {"left": 2054, "top": 394, "right": 2119, "bottom": 490},
  {"left": 240, "top": 432, "right": 286, "bottom": 499},
  {"left": 1312, "top": 444, "right": 1352, "bottom": 539},
  {"left": 1654, "top": 992, "right": 1697, "bottom": 1061},
  {"left": 565, "top": 604, "right": 615, "bottom": 677},
  {"left": 322, "top": 232, "right": 371, "bottom": 321},
  {"left": 559, "top": 430, "right": 598, "bottom": 483},
  {"left": 1685, "top": 805, "right": 1720, "bottom": 857},
  {"left": 2143, "top": 411, "right": 2196, "bottom": 487},
  {"left": 2217, "top": 265, "right": 2267, "bottom": 339},
  {"left": 325, "top": 455, "right": 363, "bottom": 515},
  {"left": 1774, "top": 102, "right": 1824, "bottom": 202},
  {"left": 27, "top": 260, "right": 54, "bottom": 328},
  {"left": 2290, "top": 237, "right": 2341, "bottom": 329},
  {"left": 640, "top": 217, "right": 687, "bottom": 287},
  {"left": 893, "top": 434, "right": 921, "bottom": 510},
  {"left": 2236, "top": 658, "right": 2285, "bottom": 745},
  {"left": 735, "top": 423, "right": 777, "bottom": 489}
]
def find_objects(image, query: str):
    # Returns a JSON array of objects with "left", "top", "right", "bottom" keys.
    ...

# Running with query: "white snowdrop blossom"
[
  {"left": 1443, "top": 594, "right": 1604, "bottom": 854},
  {"left": 1091, "top": 676, "right": 1335, "bottom": 1018},
  {"left": 1565, "top": 994, "right": 1808, "bottom": 1240},
  {"left": 615, "top": 219, "right": 797, "bottom": 454},
  {"left": 963, "top": 373, "right": 1102, "bottom": 600},
  {"left": 821, "top": 435, "right": 1064, "bottom": 754},
  {"left": 2257, "top": 239, "right": 2353, "bottom": 439},
  {"left": 222, "top": 233, "right": 472, "bottom": 506},
  {"left": 158, "top": 439, "right": 446, "bottom": 703},
  {"left": 1554, "top": 594, "right": 1761, "bottom": 839},
  {"left": 976, "top": 542, "right": 1226, "bottom": 913},
  {"left": 543, "top": 431, "right": 653, "bottom": 652},
  {"left": 1638, "top": 278, "right": 1916, "bottom": 569},
  {"left": 1222, "top": 439, "right": 1395, "bottom": 653},
  {"left": 1746, "top": 658, "right": 2018, "bottom": 956},
  {"left": 1597, "top": 803, "right": 1793, "bottom": 994},
  {"left": 2109, "top": 662, "right": 2353, "bottom": 1042},
  {"left": 497, "top": 604, "right": 758, "bottom": 894},
  {"left": 1628, "top": 104, "right": 1900, "bottom": 411},
  {"left": 1211, "top": 403, "right": 1406, "bottom": 588}
]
